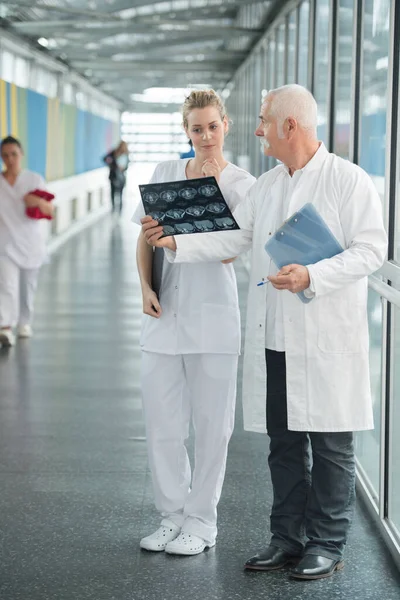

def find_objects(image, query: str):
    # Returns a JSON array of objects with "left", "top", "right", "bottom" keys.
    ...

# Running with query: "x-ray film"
[{"left": 139, "top": 176, "right": 240, "bottom": 236}]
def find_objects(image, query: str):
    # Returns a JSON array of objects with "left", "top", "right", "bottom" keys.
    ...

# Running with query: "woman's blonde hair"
[
  {"left": 182, "top": 89, "right": 227, "bottom": 129},
  {"left": 116, "top": 140, "right": 128, "bottom": 155}
]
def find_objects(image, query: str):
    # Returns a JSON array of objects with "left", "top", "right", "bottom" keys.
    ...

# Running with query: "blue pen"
[{"left": 257, "top": 270, "right": 291, "bottom": 286}]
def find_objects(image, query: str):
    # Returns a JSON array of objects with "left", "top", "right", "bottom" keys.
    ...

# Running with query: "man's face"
[{"left": 254, "top": 100, "right": 285, "bottom": 161}]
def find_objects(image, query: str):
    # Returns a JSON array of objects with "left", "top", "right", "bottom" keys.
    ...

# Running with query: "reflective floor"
[{"left": 0, "top": 217, "right": 399, "bottom": 600}]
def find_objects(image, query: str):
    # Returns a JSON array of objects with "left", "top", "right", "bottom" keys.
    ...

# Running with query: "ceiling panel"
[{"left": 0, "top": 0, "right": 272, "bottom": 110}]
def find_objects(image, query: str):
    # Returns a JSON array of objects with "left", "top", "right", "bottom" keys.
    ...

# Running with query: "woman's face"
[
  {"left": 185, "top": 106, "right": 228, "bottom": 155},
  {"left": 1, "top": 143, "right": 23, "bottom": 172}
]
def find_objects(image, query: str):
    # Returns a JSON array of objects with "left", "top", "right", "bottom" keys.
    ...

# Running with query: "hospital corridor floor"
[{"left": 0, "top": 217, "right": 399, "bottom": 600}]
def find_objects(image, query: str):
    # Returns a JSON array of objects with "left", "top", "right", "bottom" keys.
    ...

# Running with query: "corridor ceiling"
[{"left": 0, "top": 0, "right": 273, "bottom": 110}]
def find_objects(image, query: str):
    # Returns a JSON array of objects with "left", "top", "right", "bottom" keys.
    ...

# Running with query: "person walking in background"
[
  {"left": 103, "top": 140, "right": 129, "bottom": 214},
  {"left": 0, "top": 136, "right": 54, "bottom": 347},
  {"left": 133, "top": 89, "right": 255, "bottom": 556}
]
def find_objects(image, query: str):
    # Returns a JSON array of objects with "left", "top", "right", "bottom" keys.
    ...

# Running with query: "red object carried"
[{"left": 25, "top": 188, "right": 55, "bottom": 220}]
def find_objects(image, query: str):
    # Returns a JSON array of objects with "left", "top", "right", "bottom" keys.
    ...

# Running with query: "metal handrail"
[{"left": 369, "top": 275, "right": 400, "bottom": 309}]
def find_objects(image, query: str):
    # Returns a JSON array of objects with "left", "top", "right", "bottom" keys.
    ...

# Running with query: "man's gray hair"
[{"left": 264, "top": 84, "right": 318, "bottom": 139}]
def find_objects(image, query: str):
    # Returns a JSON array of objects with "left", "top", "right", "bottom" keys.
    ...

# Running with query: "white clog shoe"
[
  {"left": 140, "top": 522, "right": 180, "bottom": 552},
  {"left": 165, "top": 532, "right": 215, "bottom": 556},
  {"left": 18, "top": 324, "right": 33, "bottom": 338},
  {"left": 0, "top": 328, "right": 15, "bottom": 347}
]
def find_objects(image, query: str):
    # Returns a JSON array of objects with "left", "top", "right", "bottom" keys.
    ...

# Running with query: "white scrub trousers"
[
  {"left": 141, "top": 351, "right": 238, "bottom": 545},
  {"left": 0, "top": 255, "right": 40, "bottom": 328}
]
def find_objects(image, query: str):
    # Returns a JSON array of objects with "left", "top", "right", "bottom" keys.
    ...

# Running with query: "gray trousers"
[{"left": 266, "top": 349, "right": 356, "bottom": 560}]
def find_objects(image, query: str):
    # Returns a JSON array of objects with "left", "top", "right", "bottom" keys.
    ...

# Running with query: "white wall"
[{"left": 44, "top": 168, "right": 111, "bottom": 254}]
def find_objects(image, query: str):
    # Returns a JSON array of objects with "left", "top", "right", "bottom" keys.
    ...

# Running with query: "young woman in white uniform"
[
  {"left": 0, "top": 136, "right": 53, "bottom": 347},
  {"left": 133, "top": 90, "right": 255, "bottom": 555}
]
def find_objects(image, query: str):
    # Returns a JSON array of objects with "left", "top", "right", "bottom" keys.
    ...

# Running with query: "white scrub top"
[
  {"left": 0, "top": 170, "right": 48, "bottom": 269},
  {"left": 132, "top": 159, "right": 255, "bottom": 355}
]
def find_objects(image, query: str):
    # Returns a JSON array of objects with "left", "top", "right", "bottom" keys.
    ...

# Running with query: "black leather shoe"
[
  {"left": 244, "top": 546, "right": 300, "bottom": 571},
  {"left": 289, "top": 555, "right": 344, "bottom": 580}
]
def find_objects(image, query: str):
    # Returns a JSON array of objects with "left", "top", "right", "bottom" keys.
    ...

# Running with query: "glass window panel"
[
  {"left": 267, "top": 36, "right": 276, "bottom": 171},
  {"left": 14, "top": 56, "right": 30, "bottom": 88},
  {"left": 122, "top": 111, "right": 189, "bottom": 162},
  {"left": 124, "top": 124, "right": 184, "bottom": 134},
  {"left": 314, "top": 0, "right": 330, "bottom": 145},
  {"left": 334, "top": 0, "right": 354, "bottom": 159},
  {"left": 359, "top": 0, "right": 389, "bottom": 206},
  {"left": 276, "top": 23, "right": 286, "bottom": 87},
  {"left": 287, "top": 12, "right": 297, "bottom": 84},
  {"left": 390, "top": 304, "right": 400, "bottom": 529},
  {"left": 267, "top": 36, "right": 275, "bottom": 91},
  {"left": 298, "top": 1, "right": 309, "bottom": 87},
  {"left": 34, "top": 67, "right": 58, "bottom": 98},
  {"left": 76, "top": 92, "right": 88, "bottom": 111},
  {"left": 133, "top": 153, "right": 181, "bottom": 162},
  {"left": 355, "top": 289, "right": 384, "bottom": 501},
  {"left": 248, "top": 58, "right": 255, "bottom": 173},
  {"left": 122, "top": 133, "right": 184, "bottom": 144},
  {"left": 253, "top": 50, "right": 262, "bottom": 177},
  {"left": 259, "top": 41, "right": 268, "bottom": 175},
  {"left": 395, "top": 49, "right": 400, "bottom": 263},
  {"left": 0, "top": 50, "right": 14, "bottom": 83}
]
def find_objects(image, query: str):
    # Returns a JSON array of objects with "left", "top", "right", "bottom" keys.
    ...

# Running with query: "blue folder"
[{"left": 264, "top": 203, "right": 343, "bottom": 304}]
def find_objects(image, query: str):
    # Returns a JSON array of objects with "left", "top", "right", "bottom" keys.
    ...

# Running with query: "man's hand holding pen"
[{"left": 267, "top": 264, "right": 310, "bottom": 293}]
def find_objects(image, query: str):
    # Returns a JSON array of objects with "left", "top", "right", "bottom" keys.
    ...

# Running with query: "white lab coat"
[
  {"left": 166, "top": 144, "right": 388, "bottom": 433},
  {"left": 0, "top": 170, "right": 48, "bottom": 269},
  {"left": 132, "top": 159, "right": 256, "bottom": 354}
]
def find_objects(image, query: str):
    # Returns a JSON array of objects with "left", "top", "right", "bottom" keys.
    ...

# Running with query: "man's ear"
[{"left": 286, "top": 117, "right": 297, "bottom": 138}]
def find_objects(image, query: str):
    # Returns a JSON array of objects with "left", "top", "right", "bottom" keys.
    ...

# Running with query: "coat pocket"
[
  {"left": 317, "top": 293, "right": 364, "bottom": 354},
  {"left": 201, "top": 303, "right": 241, "bottom": 354}
]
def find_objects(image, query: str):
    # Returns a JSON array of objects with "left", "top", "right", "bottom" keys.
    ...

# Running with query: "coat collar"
[{"left": 282, "top": 142, "right": 328, "bottom": 176}]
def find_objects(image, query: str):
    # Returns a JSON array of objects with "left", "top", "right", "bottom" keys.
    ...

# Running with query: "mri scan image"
[
  {"left": 143, "top": 192, "right": 159, "bottom": 204},
  {"left": 148, "top": 211, "right": 165, "bottom": 222},
  {"left": 162, "top": 225, "right": 176, "bottom": 235},
  {"left": 179, "top": 188, "right": 197, "bottom": 200},
  {"left": 199, "top": 184, "right": 218, "bottom": 197},
  {"left": 185, "top": 205, "right": 206, "bottom": 217},
  {"left": 160, "top": 190, "right": 178, "bottom": 202},
  {"left": 165, "top": 208, "right": 186, "bottom": 220},
  {"left": 141, "top": 176, "right": 238, "bottom": 236},
  {"left": 194, "top": 220, "right": 214, "bottom": 232},
  {"left": 206, "top": 202, "right": 226, "bottom": 214},
  {"left": 215, "top": 217, "right": 235, "bottom": 229},
  {"left": 175, "top": 223, "right": 195, "bottom": 234}
]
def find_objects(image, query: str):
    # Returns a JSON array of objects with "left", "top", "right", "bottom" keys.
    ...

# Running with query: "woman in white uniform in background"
[
  {"left": 0, "top": 136, "right": 53, "bottom": 347},
  {"left": 133, "top": 90, "right": 255, "bottom": 556}
]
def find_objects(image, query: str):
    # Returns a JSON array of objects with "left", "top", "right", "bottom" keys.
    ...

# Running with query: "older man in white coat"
[{"left": 140, "top": 84, "right": 388, "bottom": 580}]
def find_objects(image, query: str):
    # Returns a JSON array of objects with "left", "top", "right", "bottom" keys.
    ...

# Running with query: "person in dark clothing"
[{"left": 103, "top": 141, "right": 129, "bottom": 213}]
